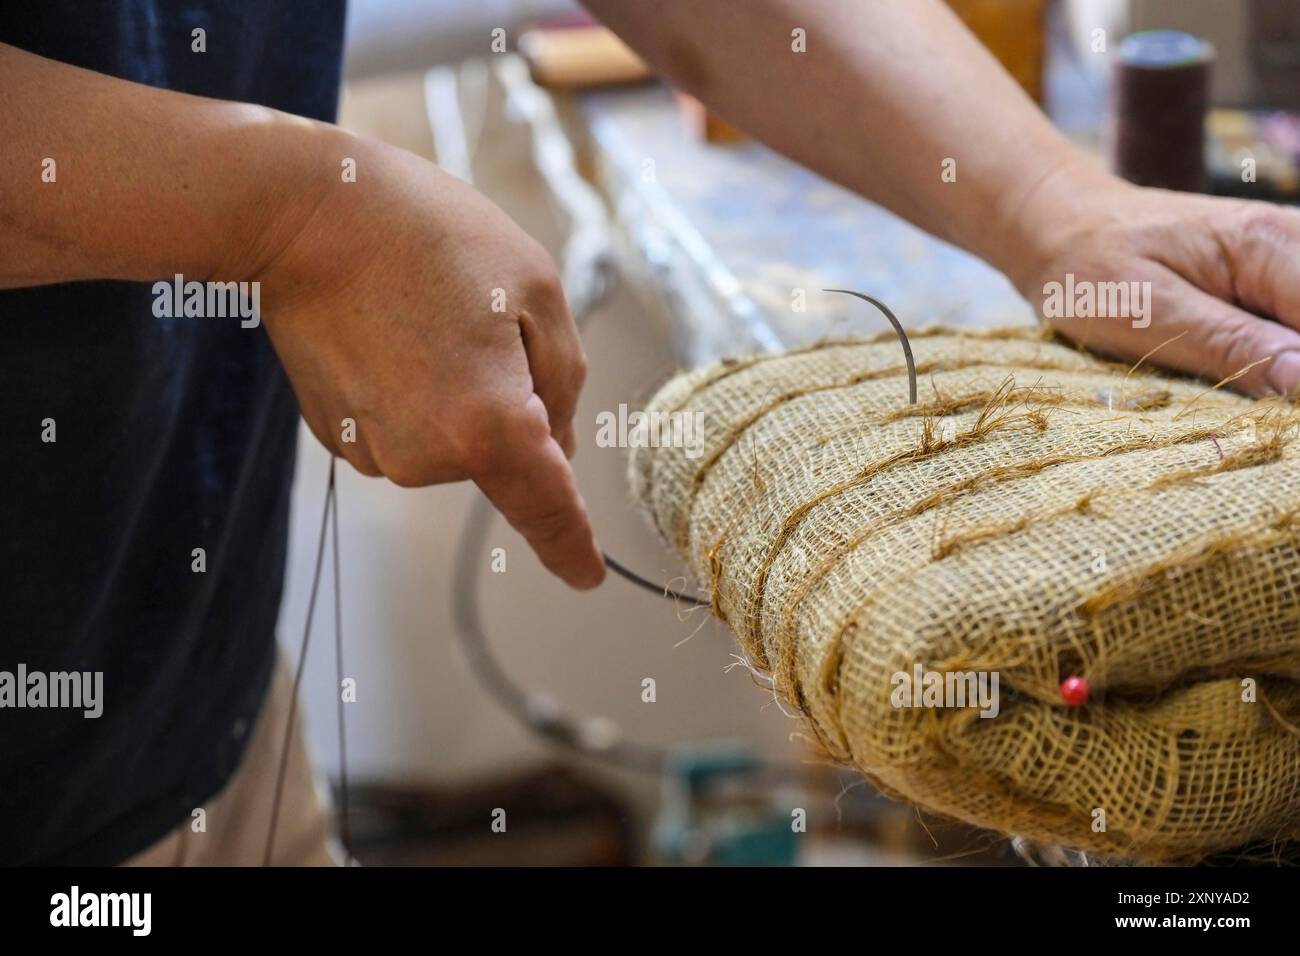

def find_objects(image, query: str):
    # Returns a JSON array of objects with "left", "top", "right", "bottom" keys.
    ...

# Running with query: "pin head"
[{"left": 1060, "top": 676, "right": 1090, "bottom": 707}]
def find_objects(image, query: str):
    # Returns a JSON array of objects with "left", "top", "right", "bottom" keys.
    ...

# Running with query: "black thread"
[
  {"left": 603, "top": 553, "right": 710, "bottom": 607},
  {"left": 264, "top": 457, "right": 334, "bottom": 866}
]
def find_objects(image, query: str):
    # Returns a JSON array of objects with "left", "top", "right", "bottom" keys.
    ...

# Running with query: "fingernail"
[
  {"left": 1268, "top": 350, "right": 1300, "bottom": 399},
  {"left": 571, "top": 563, "right": 605, "bottom": 590}
]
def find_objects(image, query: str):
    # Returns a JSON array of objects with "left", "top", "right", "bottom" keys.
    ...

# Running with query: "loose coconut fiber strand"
[{"left": 630, "top": 328, "right": 1300, "bottom": 862}]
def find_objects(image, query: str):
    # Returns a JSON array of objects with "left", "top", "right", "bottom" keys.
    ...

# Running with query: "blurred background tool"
[
  {"left": 674, "top": 91, "right": 746, "bottom": 145},
  {"left": 947, "top": 0, "right": 1049, "bottom": 103},
  {"left": 1208, "top": 108, "right": 1300, "bottom": 201},
  {"left": 652, "top": 745, "right": 800, "bottom": 867},
  {"left": 518, "top": 21, "right": 649, "bottom": 89},
  {"left": 1112, "top": 29, "right": 1214, "bottom": 191}
]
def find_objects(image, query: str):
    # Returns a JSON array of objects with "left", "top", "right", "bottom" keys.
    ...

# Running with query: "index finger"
[{"left": 471, "top": 394, "right": 605, "bottom": 589}]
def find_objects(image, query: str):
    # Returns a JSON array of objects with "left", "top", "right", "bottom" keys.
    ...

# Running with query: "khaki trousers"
[{"left": 124, "top": 654, "right": 342, "bottom": 866}]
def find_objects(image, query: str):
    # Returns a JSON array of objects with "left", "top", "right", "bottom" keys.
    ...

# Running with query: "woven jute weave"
[{"left": 630, "top": 327, "right": 1300, "bottom": 862}]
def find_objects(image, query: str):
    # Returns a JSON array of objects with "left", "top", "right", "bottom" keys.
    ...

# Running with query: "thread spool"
[{"left": 1112, "top": 30, "right": 1215, "bottom": 193}]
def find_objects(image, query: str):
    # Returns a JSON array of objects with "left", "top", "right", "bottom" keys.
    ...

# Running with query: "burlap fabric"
[{"left": 630, "top": 327, "right": 1300, "bottom": 862}]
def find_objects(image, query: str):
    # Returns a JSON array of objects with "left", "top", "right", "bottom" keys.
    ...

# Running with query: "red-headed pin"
[{"left": 1060, "top": 676, "right": 1090, "bottom": 707}]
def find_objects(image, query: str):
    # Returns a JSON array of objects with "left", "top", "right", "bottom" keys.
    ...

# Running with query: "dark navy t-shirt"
[{"left": 0, "top": 1, "right": 346, "bottom": 865}]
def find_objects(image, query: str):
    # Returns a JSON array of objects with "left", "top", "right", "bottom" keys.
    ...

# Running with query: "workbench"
[{"left": 572, "top": 83, "right": 1037, "bottom": 366}]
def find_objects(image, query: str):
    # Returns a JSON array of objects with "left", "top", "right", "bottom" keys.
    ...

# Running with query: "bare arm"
[
  {"left": 0, "top": 41, "right": 603, "bottom": 588},
  {"left": 0, "top": 42, "right": 325, "bottom": 287},
  {"left": 588, "top": 0, "right": 1300, "bottom": 398},
  {"left": 582, "top": 0, "right": 1103, "bottom": 286}
]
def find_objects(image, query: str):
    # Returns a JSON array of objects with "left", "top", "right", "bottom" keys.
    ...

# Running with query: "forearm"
[
  {"left": 0, "top": 42, "right": 334, "bottom": 289},
  {"left": 584, "top": 0, "right": 1125, "bottom": 288}
]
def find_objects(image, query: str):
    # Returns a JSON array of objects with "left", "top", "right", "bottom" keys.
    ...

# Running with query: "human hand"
[
  {"left": 1006, "top": 164, "right": 1300, "bottom": 399},
  {"left": 252, "top": 128, "right": 605, "bottom": 589}
]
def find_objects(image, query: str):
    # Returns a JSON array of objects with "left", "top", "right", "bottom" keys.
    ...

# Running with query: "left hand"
[{"left": 1007, "top": 169, "right": 1300, "bottom": 399}]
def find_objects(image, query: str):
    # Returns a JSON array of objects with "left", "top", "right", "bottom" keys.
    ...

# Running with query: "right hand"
[{"left": 250, "top": 128, "right": 605, "bottom": 589}]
